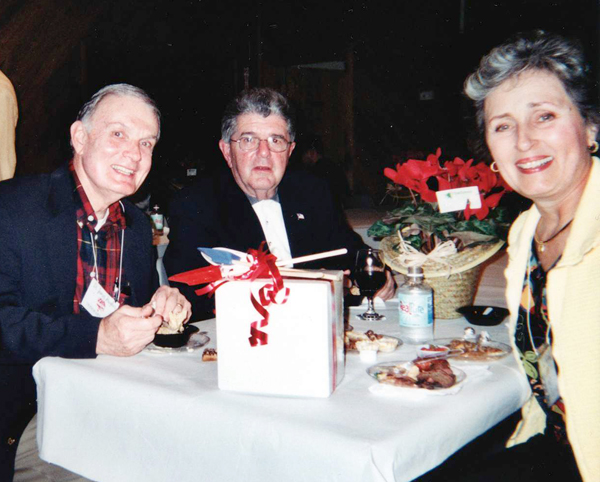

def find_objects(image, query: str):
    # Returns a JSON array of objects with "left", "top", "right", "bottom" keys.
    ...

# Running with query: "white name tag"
[
  {"left": 436, "top": 186, "right": 481, "bottom": 213},
  {"left": 81, "top": 278, "right": 120, "bottom": 318}
]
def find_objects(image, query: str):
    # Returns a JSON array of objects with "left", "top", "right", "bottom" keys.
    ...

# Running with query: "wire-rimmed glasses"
[{"left": 230, "top": 135, "right": 291, "bottom": 152}]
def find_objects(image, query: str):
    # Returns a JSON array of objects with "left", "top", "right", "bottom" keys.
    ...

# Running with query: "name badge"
[
  {"left": 81, "top": 278, "right": 120, "bottom": 318},
  {"left": 538, "top": 342, "right": 560, "bottom": 406},
  {"left": 436, "top": 186, "right": 481, "bottom": 213}
]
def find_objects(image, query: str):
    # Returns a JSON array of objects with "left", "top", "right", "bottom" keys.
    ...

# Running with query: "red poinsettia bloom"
[
  {"left": 464, "top": 195, "right": 489, "bottom": 221},
  {"left": 385, "top": 150, "right": 443, "bottom": 201},
  {"left": 464, "top": 191, "right": 505, "bottom": 220},
  {"left": 457, "top": 160, "right": 475, "bottom": 182},
  {"left": 483, "top": 191, "right": 504, "bottom": 209},
  {"left": 417, "top": 181, "right": 439, "bottom": 203},
  {"left": 384, "top": 165, "right": 403, "bottom": 185},
  {"left": 496, "top": 172, "right": 513, "bottom": 192},
  {"left": 465, "top": 162, "right": 498, "bottom": 193},
  {"left": 399, "top": 164, "right": 440, "bottom": 202},
  {"left": 442, "top": 159, "right": 461, "bottom": 178},
  {"left": 385, "top": 148, "right": 511, "bottom": 220},
  {"left": 436, "top": 176, "right": 455, "bottom": 191}
]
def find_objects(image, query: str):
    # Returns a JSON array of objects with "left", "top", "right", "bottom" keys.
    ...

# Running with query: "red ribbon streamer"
[{"left": 195, "top": 243, "right": 289, "bottom": 347}]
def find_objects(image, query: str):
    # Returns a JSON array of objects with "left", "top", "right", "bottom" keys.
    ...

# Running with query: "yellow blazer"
[
  {"left": 0, "top": 69, "right": 18, "bottom": 181},
  {"left": 504, "top": 157, "right": 600, "bottom": 482}
]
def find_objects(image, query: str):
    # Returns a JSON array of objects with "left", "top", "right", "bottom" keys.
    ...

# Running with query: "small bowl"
[
  {"left": 416, "top": 344, "right": 450, "bottom": 358},
  {"left": 153, "top": 324, "right": 199, "bottom": 348},
  {"left": 457, "top": 306, "right": 509, "bottom": 326}
]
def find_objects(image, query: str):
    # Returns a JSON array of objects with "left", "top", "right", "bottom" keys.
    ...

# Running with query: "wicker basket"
[{"left": 381, "top": 236, "right": 505, "bottom": 319}]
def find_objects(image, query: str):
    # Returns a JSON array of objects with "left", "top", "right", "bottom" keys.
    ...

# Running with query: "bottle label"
[
  {"left": 150, "top": 213, "right": 164, "bottom": 230},
  {"left": 398, "top": 293, "right": 433, "bottom": 327}
]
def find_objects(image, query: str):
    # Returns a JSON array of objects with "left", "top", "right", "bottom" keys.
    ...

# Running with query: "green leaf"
[
  {"left": 367, "top": 220, "right": 399, "bottom": 238},
  {"left": 367, "top": 199, "right": 511, "bottom": 250}
]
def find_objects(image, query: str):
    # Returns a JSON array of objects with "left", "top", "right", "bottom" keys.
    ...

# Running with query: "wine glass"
[{"left": 355, "top": 248, "right": 387, "bottom": 321}]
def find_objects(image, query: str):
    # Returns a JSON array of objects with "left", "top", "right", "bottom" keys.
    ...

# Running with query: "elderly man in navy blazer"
[
  {"left": 164, "top": 88, "right": 394, "bottom": 320},
  {"left": 0, "top": 84, "right": 191, "bottom": 481}
]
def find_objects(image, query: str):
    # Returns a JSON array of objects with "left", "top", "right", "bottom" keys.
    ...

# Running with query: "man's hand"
[
  {"left": 375, "top": 270, "right": 396, "bottom": 301},
  {"left": 150, "top": 286, "right": 192, "bottom": 324},
  {"left": 344, "top": 269, "right": 395, "bottom": 300},
  {"left": 96, "top": 304, "right": 162, "bottom": 356},
  {"left": 96, "top": 287, "right": 191, "bottom": 357}
]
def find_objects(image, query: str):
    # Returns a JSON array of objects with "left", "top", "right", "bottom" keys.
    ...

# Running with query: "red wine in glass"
[
  {"left": 355, "top": 271, "right": 387, "bottom": 297},
  {"left": 355, "top": 248, "right": 386, "bottom": 321}
]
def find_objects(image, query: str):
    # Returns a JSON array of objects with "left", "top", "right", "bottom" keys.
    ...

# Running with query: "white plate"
[
  {"left": 346, "top": 334, "right": 403, "bottom": 353},
  {"left": 434, "top": 338, "right": 511, "bottom": 363},
  {"left": 367, "top": 360, "right": 466, "bottom": 393},
  {"left": 146, "top": 332, "right": 210, "bottom": 354}
]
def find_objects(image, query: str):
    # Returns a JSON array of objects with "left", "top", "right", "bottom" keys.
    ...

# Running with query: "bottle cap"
[{"left": 407, "top": 266, "right": 424, "bottom": 277}]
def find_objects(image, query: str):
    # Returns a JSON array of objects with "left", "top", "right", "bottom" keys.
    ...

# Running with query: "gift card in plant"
[{"left": 436, "top": 186, "right": 481, "bottom": 213}]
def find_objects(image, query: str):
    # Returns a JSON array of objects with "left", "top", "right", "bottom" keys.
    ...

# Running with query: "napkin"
[{"left": 369, "top": 381, "right": 463, "bottom": 400}]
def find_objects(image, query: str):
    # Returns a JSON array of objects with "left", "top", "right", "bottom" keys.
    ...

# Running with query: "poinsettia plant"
[{"left": 368, "top": 148, "right": 513, "bottom": 253}]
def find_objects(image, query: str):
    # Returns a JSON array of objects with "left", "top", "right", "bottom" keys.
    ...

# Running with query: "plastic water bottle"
[{"left": 397, "top": 266, "right": 434, "bottom": 343}]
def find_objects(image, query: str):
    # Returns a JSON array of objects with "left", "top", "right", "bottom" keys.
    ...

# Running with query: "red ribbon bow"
[{"left": 195, "top": 243, "right": 289, "bottom": 347}]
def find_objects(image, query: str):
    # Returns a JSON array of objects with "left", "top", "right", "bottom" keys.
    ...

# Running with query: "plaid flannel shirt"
[{"left": 70, "top": 162, "right": 128, "bottom": 315}]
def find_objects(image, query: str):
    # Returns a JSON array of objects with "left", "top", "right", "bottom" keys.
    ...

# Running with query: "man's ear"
[
  {"left": 70, "top": 121, "right": 88, "bottom": 155},
  {"left": 219, "top": 139, "right": 233, "bottom": 168},
  {"left": 288, "top": 142, "right": 296, "bottom": 156}
]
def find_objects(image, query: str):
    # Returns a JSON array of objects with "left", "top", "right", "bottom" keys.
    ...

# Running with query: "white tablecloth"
[{"left": 33, "top": 305, "right": 529, "bottom": 482}]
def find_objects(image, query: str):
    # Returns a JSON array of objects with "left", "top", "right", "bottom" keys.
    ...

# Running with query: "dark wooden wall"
[
  {"left": 1, "top": 0, "right": 598, "bottom": 207},
  {"left": 0, "top": 0, "right": 112, "bottom": 175}
]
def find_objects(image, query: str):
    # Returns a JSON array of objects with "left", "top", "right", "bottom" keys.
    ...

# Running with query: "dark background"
[{"left": 1, "top": 0, "right": 598, "bottom": 206}]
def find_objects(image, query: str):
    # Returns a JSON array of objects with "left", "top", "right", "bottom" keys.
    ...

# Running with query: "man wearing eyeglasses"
[{"left": 164, "top": 87, "right": 394, "bottom": 319}]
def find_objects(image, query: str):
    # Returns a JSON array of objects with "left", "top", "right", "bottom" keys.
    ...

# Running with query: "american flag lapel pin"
[{"left": 296, "top": 213, "right": 305, "bottom": 220}]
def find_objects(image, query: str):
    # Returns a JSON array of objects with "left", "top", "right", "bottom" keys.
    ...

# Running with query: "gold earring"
[
  {"left": 589, "top": 141, "right": 599, "bottom": 154},
  {"left": 490, "top": 161, "right": 499, "bottom": 173}
]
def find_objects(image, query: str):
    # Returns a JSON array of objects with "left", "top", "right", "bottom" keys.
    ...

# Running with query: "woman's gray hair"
[
  {"left": 77, "top": 83, "right": 161, "bottom": 140},
  {"left": 221, "top": 88, "right": 295, "bottom": 143},
  {"left": 464, "top": 30, "right": 600, "bottom": 155}
]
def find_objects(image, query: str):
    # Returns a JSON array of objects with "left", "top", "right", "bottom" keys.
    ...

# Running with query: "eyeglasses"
[{"left": 230, "top": 135, "right": 291, "bottom": 153}]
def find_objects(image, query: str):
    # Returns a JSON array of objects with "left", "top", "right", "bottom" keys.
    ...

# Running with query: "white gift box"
[{"left": 215, "top": 271, "right": 345, "bottom": 398}]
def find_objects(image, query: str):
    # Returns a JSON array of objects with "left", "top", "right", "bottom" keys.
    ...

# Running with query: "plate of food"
[
  {"left": 147, "top": 328, "right": 210, "bottom": 354},
  {"left": 345, "top": 329, "right": 402, "bottom": 353},
  {"left": 367, "top": 358, "right": 466, "bottom": 392},
  {"left": 434, "top": 332, "right": 511, "bottom": 363}
]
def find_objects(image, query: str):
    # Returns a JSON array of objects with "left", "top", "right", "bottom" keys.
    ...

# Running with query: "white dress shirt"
[{"left": 250, "top": 198, "right": 293, "bottom": 267}]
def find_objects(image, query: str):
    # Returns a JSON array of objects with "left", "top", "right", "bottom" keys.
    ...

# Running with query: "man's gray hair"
[
  {"left": 464, "top": 30, "right": 600, "bottom": 156},
  {"left": 77, "top": 83, "right": 161, "bottom": 140},
  {"left": 221, "top": 88, "right": 295, "bottom": 143}
]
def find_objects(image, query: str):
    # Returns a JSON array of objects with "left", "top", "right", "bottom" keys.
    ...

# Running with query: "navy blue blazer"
[
  {"left": 0, "top": 165, "right": 157, "bottom": 480},
  {"left": 164, "top": 169, "right": 365, "bottom": 319}
]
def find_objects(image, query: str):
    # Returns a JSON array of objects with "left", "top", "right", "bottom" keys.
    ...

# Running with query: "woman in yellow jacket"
[{"left": 462, "top": 31, "right": 600, "bottom": 481}]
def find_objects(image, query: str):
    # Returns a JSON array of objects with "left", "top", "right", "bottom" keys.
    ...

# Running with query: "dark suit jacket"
[
  {"left": 0, "top": 165, "right": 157, "bottom": 480},
  {"left": 163, "top": 170, "right": 365, "bottom": 319}
]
